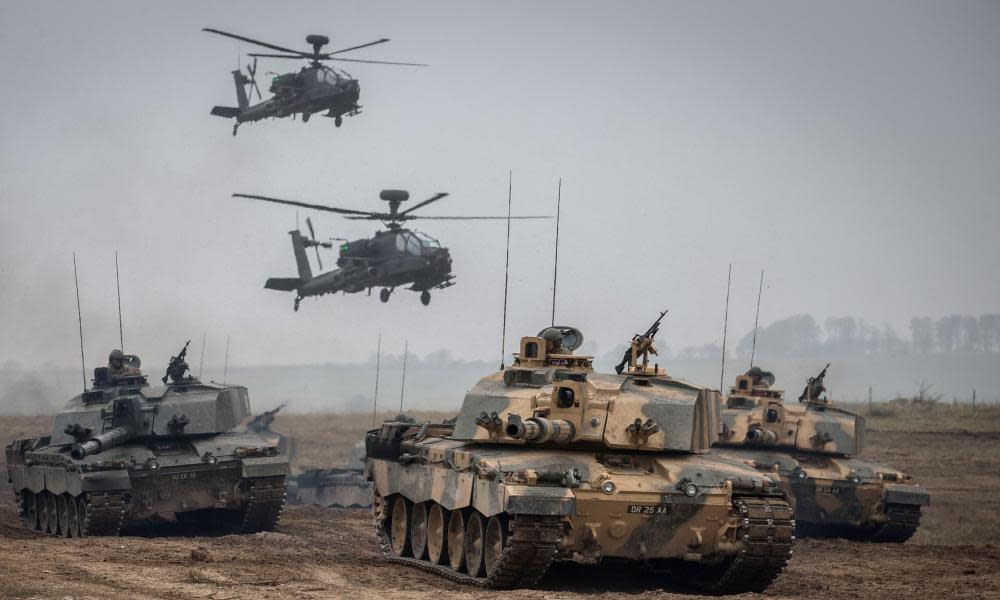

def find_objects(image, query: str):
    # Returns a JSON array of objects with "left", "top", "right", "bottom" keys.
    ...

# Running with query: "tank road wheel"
[
  {"left": 65, "top": 496, "right": 80, "bottom": 538},
  {"left": 389, "top": 496, "right": 412, "bottom": 557},
  {"left": 426, "top": 503, "right": 449, "bottom": 565},
  {"left": 409, "top": 501, "right": 429, "bottom": 559},
  {"left": 447, "top": 509, "right": 467, "bottom": 572},
  {"left": 56, "top": 495, "right": 70, "bottom": 538},
  {"left": 464, "top": 512, "right": 486, "bottom": 577},
  {"left": 45, "top": 492, "right": 59, "bottom": 535},
  {"left": 75, "top": 497, "right": 88, "bottom": 537},
  {"left": 24, "top": 491, "right": 39, "bottom": 530},
  {"left": 484, "top": 516, "right": 506, "bottom": 577}
]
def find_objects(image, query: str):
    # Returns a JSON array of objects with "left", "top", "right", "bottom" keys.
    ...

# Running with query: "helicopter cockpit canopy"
[
  {"left": 412, "top": 231, "right": 441, "bottom": 248},
  {"left": 395, "top": 231, "right": 441, "bottom": 255},
  {"left": 313, "top": 66, "right": 351, "bottom": 85}
]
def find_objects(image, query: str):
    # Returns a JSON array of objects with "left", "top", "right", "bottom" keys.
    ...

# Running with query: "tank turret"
[
  {"left": 366, "top": 318, "right": 794, "bottom": 594},
  {"left": 6, "top": 342, "right": 289, "bottom": 537},
  {"left": 717, "top": 365, "right": 863, "bottom": 455},
  {"left": 713, "top": 364, "right": 929, "bottom": 542}
]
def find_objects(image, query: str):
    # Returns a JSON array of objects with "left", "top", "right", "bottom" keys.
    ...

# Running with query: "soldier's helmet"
[
  {"left": 109, "top": 349, "right": 124, "bottom": 363},
  {"left": 745, "top": 366, "right": 776, "bottom": 388}
]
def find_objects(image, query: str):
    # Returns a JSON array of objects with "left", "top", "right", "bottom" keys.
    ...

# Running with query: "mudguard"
[{"left": 883, "top": 483, "right": 930, "bottom": 506}]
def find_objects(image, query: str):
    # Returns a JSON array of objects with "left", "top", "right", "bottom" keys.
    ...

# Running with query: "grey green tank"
[
  {"left": 714, "top": 366, "right": 929, "bottom": 542},
  {"left": 365, "top": 324, "right": 794, "bottom": 594},
  {"left": 5, "top": 345, "right": 289, "bottom": 537}
]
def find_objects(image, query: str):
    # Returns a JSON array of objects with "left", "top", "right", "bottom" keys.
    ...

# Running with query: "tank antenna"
[
  {"left": 73, "top": 252, "right": 87, "bottom": 392},
  {"left": 550, "top": 178, "right": 562, "bottom": 326},
  {"left": 720, "top": 263, "right": 732, "bottom": 391},
  {"left": 115, "top": 251, "right": 124, "bottom": 353},
  {"left": 198, "top": 331, "right": 207, "bottom": 378},
  {"left": 399, "top": 339, "right": 408, "bottom": 413},
  {"left": 223, "top": 335, "right": 231, "bottom": 383},
  {"left": 372, "top": 332, "right": 381, "bottom": 426},
  {"left": 500, "top": 170, "right": 513, "bottom": 370},
  {"left": 749, "top": 269, "right": 764, "bottom": 368}
]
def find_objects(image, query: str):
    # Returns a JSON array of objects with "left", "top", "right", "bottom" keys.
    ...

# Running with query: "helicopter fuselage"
[{"left": 219, "top": 66, "right": 361, "bottom": 130}]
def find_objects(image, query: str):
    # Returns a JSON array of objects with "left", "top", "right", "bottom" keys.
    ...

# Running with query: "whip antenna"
[
  {"left": 198, "top": 331, "right": 206, "bottom": 378},
  {"left": 223, "top": 335, "right": 231, "bottom": 383},
  {"left": 551, "top": 178, "right": 562, "bottom": 326},
  {"left": 115, "top": 251, "right": 124, "bottom": 353},
  {"left": 399, "top": 339, "right": 408, "bottom": 413},
  {"left": 73, "top": 252, "right": 87, "bottom": 392},
  {"left": 373, "top": 333, "right": 381, "bottom": 426},
  {"left": 750, "top": 269, "right": 764, "bottom": 368},
  {"left": 720, "top": 263, "right": 732, "bottom": 391},
  {"left": 500, "top": 171, "right": 512, "bottom": 369}
]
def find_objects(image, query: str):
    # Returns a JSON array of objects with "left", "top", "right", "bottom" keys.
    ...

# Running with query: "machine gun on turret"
[
  {"left": 162, "top": 340, "right": 193, "bottom": 385},
  {"left": 615, "top": 309, "right": 668, "bottom": 375},
  {"left": 798, "top": 363, "right": 831, "bottom": 404},
  {"left": 247, "top": 403, "right": 287, "bottom": 433}
]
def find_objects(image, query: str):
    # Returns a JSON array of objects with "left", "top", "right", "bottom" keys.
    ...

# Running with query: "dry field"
[{"left": 1, "top": 407, "right": 999, "bottom": 599}]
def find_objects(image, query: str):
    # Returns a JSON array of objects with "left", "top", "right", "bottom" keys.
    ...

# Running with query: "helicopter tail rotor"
[
  {"left": 245, "top": 57, "right": 262, "bottom": 101},
  {"left": 305, "top": 217, "right": 333, "bottom": 271}
]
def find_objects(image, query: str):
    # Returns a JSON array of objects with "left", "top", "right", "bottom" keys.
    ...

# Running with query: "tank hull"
[
  {"left": 6, "top": 431, "right": 289, "bottom": 536},
  {"left": 288, "top": 468, "right": 373, "bottom": 508},
  {"left": 714, "top": 447, "right": 929, "bottom": 542},
  {"left": 367, "top": 428, "right": 794, "bottom": 593}
]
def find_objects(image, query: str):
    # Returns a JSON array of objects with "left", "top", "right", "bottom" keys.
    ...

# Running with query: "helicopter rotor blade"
[
  {"left": 247, "top": 53, "right": 313, "bottom": 59},
  {"left": 399, "top": 193, "right": 449, "bottom": 216},
  {"left": 325, "top": 38, "right": 390, "bottom": 56},
  {"left": 404, "top": 215, "right": 552, "bottom": 220},
  {"left": 232, "top": 193, "right": 378, "bottom": 217},
  {"left": 328, "top": 57, "right": 428, "bottom": 66},
  {"left": 203, "top": 28, "right": 308, "bottom": 57}
]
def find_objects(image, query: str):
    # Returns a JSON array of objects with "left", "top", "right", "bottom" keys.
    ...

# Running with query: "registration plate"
[{"left": 627, "top": 504, "right": 672, "bottom": 515}]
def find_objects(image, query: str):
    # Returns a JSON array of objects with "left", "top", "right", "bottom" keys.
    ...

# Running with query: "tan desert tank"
[
  {"left": 714, "top": 365, "right": 929, "bottom": 542},
  {"left": 366, "top": 319, "right": 794, "bottom": 593}
]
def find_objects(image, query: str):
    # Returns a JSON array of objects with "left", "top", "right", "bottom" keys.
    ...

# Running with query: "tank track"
[
  {"left": 240, "top": 475, "right": 287, "bottom": 532},
  {"left": 374, "top": 504, "right": 561, "bottom": 589},
  {"left": 703, "top": 496, "right": 795, "bottom": 594},
  {"left": 81, "top": 491, "right": 126, "bottom": 536},
  {"left": 868, "top": 504, "right": 921, "bottom": 543}
]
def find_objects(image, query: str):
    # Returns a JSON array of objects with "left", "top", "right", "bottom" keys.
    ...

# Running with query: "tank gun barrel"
[
  {"left": 745, "top": 425, "right": 778, "bottom": 446},
  {"left": 70, "top": 425, "right": 133, "bottom": 459},
  {"left": 505, "top": 415, "right": 575, "bottom": 444}
]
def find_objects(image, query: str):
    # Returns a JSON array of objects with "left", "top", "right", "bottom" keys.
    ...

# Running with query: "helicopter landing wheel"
[
  {"left": 232, "top": 123, "right": 239, "bottom": 136},
  {"left": 420, "top": 291, "right": 431, "bottom": 306},
  {"left": 302, "top": 112, "right": 311, "bottom": 123},
  {"left": 380, "top": 288, "right": 391, "bottom": 303},
  {"left": 334, "top": 116, "right": 343, "bottom": 128},
  {"left": 294, "top": 297, "right": 301, "bottom": 312}
]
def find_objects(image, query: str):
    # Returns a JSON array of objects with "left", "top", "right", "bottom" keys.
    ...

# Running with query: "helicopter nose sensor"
[{"left": 380, "top": 189, "right": 410, "bottom": 202}]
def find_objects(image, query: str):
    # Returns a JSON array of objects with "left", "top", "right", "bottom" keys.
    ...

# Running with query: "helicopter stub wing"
[{"left": 265, "top": 277, "right": 301, "bottom": 292}]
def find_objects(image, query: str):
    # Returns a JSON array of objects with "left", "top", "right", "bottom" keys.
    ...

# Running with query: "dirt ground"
[{"left": 2, "top": 409, "right": 999, "bottom": 600}]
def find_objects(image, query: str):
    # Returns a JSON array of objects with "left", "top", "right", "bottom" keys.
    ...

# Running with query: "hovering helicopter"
[
  {"left": 203, "top": 28, "right": 426, "bottom": 135},
  {"left": 233, "top": 190, "right": 549, "bottom": 311}
]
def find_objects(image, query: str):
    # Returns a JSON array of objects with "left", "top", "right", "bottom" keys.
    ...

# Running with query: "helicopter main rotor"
[
  {"left": 203, "top": 28, "right": 428, "bottom": 67},
  {"left": 233, "top": 191, "right": 550, "bottom": 230}
]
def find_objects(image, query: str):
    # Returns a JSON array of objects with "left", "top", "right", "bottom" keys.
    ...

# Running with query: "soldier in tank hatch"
[{"left": 107, "top": 349, "right": 140, "bottom": 380}]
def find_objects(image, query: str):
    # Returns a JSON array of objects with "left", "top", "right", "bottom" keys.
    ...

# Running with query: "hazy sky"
[{"left": 1, "top": 1, "right": 997, "bottom": 369}]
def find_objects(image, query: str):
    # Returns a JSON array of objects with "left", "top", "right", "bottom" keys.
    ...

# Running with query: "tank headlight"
[
  {"left": 794, "top": 468, "right": 808, "bottom": 480},
  {"left": 684, "top": 483, "right": 699, "bottom": 498},
  {"left": 602, "top": 481, "right": 616, "bottom": 495},
  {"left": 203, "top": 453, "right": 218, "bottom": 465},
  {"left": 848, "top": 473, "right": 862, "bottom": 484},
  {"left": 147, "top": 460, "right": 160, "bottom": 470}
]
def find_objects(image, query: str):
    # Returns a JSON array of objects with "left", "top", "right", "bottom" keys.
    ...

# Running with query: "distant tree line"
[{"left": 667, "top": 314, "right": 1000, "bottom": 360}]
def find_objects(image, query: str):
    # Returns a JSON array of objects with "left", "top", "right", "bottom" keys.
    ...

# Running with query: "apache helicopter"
[
  {"left": 233, "top": 190, "right": 549, "bottom": 311},
  {"left": 203, "top": 28, "right": 426, "bottom": 135}
]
